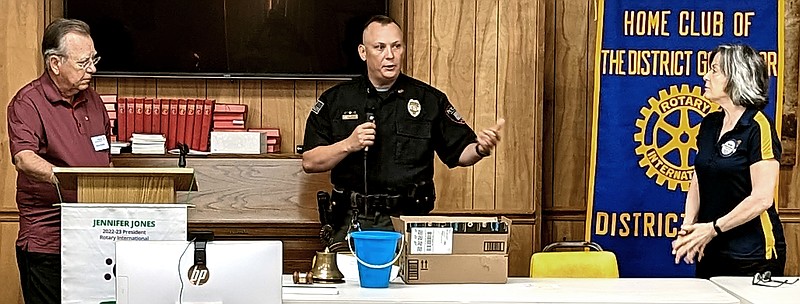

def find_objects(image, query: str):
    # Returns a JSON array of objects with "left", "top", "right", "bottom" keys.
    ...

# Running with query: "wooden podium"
[{"left": 53, "top": 167, "right": 197, "bottom": 203}]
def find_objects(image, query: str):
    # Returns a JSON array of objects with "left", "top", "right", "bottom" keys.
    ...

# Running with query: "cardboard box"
[
  {"left": 392, "top": 216, "right": 511, "bottom": 284},
  {"left": 400, "top": 254, "right": 508, "bottom": 284},
  {"left": 393, "top": 216, "right": 511, "bottom": 255},
  {"left": 210, "top": 131, "right": 266, "bottom": 154}
]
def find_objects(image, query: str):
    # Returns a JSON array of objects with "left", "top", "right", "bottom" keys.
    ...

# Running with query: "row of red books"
[
  {"left": 103, "top": 95, "right": 217, "bottom": 151},
  {"left": 100, "top": 95, "right": 284, "bottom": 153}
]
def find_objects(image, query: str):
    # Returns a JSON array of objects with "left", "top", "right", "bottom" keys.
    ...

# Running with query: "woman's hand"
[{"left": 671, "top": 222, "right": 717, "bottom": 264}]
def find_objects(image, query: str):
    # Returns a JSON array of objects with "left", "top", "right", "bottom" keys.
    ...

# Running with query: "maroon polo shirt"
[{"left": 7, "top": 72, "right": 111, "bottom": 254}]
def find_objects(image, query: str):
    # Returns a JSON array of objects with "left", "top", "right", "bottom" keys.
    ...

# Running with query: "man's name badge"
[
  {"left": 91, "top": 135, "right": 110, "bottom": 151},
  {"left": 342, "top": 111, "right": 358, "bottom": 120}
]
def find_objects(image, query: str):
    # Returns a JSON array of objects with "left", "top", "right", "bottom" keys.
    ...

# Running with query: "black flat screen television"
[{"left": 65, "top": 0, "right": 387, "bottom": 78}]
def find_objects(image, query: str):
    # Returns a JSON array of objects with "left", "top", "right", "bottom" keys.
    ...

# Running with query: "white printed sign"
[
  {"left": 61, "top": 203, "right": 187, "bottom": 304},
  {"left": 410, "top": 227, "right": 453, "bottom": 254}
]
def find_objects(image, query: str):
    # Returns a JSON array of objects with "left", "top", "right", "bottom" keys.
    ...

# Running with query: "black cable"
[{"left": 178, "top": 238, "right": 196, "bottom": 304}]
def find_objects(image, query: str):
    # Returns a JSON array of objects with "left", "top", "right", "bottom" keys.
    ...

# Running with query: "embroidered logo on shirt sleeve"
[
  {"left": 445, "top": 105, "right": 465, "bottom": 124},
  {"left": 311, "top": 99, "right": 325, "bottom": 115}
]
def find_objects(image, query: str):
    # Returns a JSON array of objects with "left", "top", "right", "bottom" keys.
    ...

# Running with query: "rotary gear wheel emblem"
[{"left": 634, "top": 84, "right": 718, "bottom": 191}]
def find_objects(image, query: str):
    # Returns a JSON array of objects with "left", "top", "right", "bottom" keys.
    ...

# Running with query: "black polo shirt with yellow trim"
[
  {"left": 303, "top": 74, "right": 477, "bottom": 192},
  {"left": 694, "top": 107, "right": 785, "bottom": 260}
]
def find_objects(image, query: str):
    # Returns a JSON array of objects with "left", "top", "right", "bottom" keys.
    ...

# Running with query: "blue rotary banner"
[{"left": 587, "top": 0, "right": 784, "bottom": 277}]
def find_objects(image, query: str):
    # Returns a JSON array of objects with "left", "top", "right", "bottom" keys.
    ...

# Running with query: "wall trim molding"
[
  {"left": 780, "top": 208, "right": 800, "bottom": 223},
  {"left": 1, "top": 210, "right": 19, "bottom": 222},
  {"left": 542, "top": 208, "right": 586, "bottom": 221}
]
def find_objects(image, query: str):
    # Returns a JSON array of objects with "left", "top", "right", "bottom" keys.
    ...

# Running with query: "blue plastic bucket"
[{"left": 349, "top": 230, "right": 403, "bottom": 288}]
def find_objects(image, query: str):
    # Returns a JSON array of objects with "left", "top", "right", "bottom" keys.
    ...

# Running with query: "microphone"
[{"left": 364, "top": 108, "right": 376, "bottom": 152}]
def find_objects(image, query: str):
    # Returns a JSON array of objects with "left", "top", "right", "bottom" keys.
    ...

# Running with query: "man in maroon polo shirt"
[{"left": 6, "top": 19, "right": 111, "bottom": 304}]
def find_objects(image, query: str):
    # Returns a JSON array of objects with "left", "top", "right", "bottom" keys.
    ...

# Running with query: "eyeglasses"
[
  {"left": 58, "top": 54, "right": 100, "bottom": 70},
  {"left": 752, "top": 271, "right": 799, "bottom": 287},
  {"left": 74, "top": 55, "right": 101, "bottom": 70}
]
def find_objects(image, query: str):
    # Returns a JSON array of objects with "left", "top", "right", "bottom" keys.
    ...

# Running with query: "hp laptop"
[{"left": 115, "top": 240, "right": 282, "bottom": 304}]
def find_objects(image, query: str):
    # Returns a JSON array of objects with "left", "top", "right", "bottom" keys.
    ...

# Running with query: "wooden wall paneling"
[
  {"left": 0, "top": 222, "right": 22, "bottom": 304},
  {"left": 788, "top": 0, "right": 800, "bottom": 217},
  {"left": 93, "top": 78, "right": 118, "bottom": 95},
  {"left": 45, "top": 0, "right": 63, "bottom": 25},
  {"left": 117, "top": 78, "right": 156, "bottom": 98},
  {"left": 551, "top": 0, "right": 590, "bottom": 211},
  {"left": 260, "top": 81, "right": 294, "bottom": 152},
  {"left": 206, "top": 79, "right": 241, "bottom": 105},
  {"left": 430, "top": 0, "right": 476, "bottom": 212},
  {"left": 406, "top": 0, "right": 432, "bottom": 81},
  {"left": 509, "top": 221, "right": 534, "bottom": 277},
  {"left": 779, "top": 169, "right": 792, "bottom": 210},
  {"left": 388, "top": 0, "right": 407, "bottom": 70},
  {"left": 785, "top": 223, "right": 799, "bottom": 275},
  {"left": 473, "top": 0, "right": 499, "bottom": 211},
  {"left": 542, "top": 0, "right": 557, "bottom": 211},
  {"left": 542, "top": 220, "right": 586, "bottom": 246},
  {"left": 782, "top": 0, "right": 799, "bottom": 165},
  {"left": 496, "top": 0, "right": 540, "bottom": 212},
  {"left": 587, "top": 0, "right": 598, "bottom": 177},
  {"left": 1, "top": 0, "right": 46, "bottom": 212},
  {"left": 389, "top": 0, "right": 406, "bottom": 30},
  {"left": 156, "top": 79, "right": 206, "bottom": 99},
  {"left": 294, "top": 82, "right": 317, "bottom": 152}
]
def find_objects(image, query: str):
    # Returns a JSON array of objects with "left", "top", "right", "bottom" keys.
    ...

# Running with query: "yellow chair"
[{"left": 529, "top": 241, "right": 619, "bottom": 278}]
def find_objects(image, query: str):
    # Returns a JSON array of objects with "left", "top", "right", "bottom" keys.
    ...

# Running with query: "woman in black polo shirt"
[{"left": 671, "top": 44, "right": 786, "bottom": 279}]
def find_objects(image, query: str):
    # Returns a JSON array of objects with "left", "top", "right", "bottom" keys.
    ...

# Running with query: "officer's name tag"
[
  {"left": 91, "top": 135, "right": 109, "bottom": 151},
  {"left": 342, "top": 113, "right": 359, "bottom": 120}
]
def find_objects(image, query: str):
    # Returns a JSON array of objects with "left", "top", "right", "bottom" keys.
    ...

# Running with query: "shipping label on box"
[{"left": 410, "top": 227, "right": 453, "bottom": 254}]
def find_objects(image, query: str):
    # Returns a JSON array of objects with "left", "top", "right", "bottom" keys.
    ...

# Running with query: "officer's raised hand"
[
  {"left": 345, "top": 122, "right": 377, "bottom": 152},
  {"left": 476, "top": 118, "right": 505, "bottom": 155},
  {"left": 458, "top": 118, "right": 505, "bottom": 166}
]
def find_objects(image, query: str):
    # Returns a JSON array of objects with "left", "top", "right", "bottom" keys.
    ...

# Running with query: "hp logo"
[{"left": 187, "top": 265, "right": 210, "bottom": 285}]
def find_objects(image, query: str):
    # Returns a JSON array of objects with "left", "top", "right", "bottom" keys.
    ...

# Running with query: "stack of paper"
[
  {"left": 131, "top": 133, "right": 166, "bottom": 154},
  {"left": 110, "top": 141, "right": 130, "bottom": 155}
]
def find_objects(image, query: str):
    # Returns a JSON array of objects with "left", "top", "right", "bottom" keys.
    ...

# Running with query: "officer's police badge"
[
  {"left": 407, "top": 99, "right": 421, "bottom": 117},
  {"left": 720, "top": 139, "right": 741, "bottom": 157}
]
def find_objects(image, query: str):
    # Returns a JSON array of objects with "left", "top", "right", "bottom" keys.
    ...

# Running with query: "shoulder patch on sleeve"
[
  {"left": 311, "top": 99, "right": 325, "bottom": 115},
  {"left": 445, "top": 105, "right": 466, "bottom": 124}
]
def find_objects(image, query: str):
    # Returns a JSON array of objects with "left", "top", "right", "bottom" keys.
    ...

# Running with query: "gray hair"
[
  {"left": 709, "top": 44, "right": 769, "bottom": 109},
  {"left": 42, "top": 19, "right": 91, "bottom": 70}
]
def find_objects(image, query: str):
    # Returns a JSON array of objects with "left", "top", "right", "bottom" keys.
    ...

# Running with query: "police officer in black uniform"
[{"left": 302, "top": 15, "right": 504, "bottom": 243}]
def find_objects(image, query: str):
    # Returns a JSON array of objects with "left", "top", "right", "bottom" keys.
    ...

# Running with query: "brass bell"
[{"left": 311, "top": 247, "right": 345, "bottom": 283}]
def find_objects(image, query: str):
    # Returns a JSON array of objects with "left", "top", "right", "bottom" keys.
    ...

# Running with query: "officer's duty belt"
[{"left": 333, "top": 189, "right": 406, "bottom": 216}]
